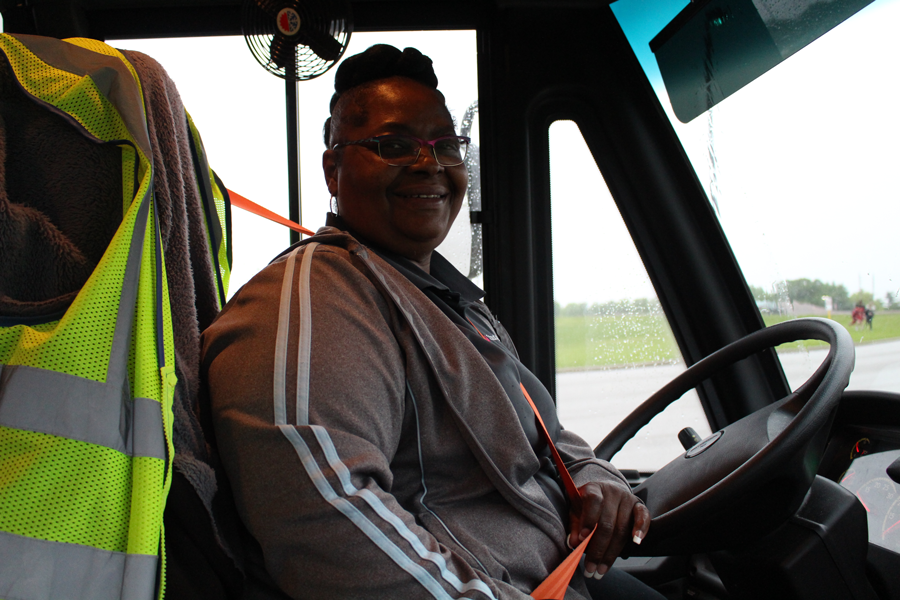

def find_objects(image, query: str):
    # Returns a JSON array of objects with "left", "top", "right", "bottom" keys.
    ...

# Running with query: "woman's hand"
[{"left": 568, "top": 481, "right": 650, "bottom": 580}]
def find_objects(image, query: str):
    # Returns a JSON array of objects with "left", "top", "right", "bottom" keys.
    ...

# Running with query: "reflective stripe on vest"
[{"left": 0, "top": 34, "right": 176, "bottom": 600}]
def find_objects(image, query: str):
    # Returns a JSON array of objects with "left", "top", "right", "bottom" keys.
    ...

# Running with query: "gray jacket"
[{"left": 202, "top": 228, "right": 631, "bottom": 600}]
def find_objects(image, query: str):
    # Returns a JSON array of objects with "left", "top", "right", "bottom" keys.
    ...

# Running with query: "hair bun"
[
  {"left": 335, "top": 45, "right": 437, "bottom": 93},
  {"left": 324, "top": 45, "right": 439, "bottom": 146}
]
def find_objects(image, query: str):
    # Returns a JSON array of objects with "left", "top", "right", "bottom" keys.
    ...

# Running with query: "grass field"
[
  {"left": 555, "top": 314, "right": 680, "bottom": 370},
  {"left": 554, "top": 312, "right": 900, "bottom": 371}
]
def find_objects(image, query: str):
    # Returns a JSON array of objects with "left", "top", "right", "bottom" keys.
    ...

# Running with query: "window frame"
[{"left": 476, "top": 3, "right": 791, "bottom": 431}]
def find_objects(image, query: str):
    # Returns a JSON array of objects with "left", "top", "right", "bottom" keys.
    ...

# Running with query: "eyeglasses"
[{"left": 332, "top": 134, "right": 470, "bottom": 167}]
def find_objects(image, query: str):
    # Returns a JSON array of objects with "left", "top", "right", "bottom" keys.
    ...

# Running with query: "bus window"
[
  {"left": 550, "top": 120, "right": 711, "bottom": 472},
  {"left": 119, "top": 31, "right": 482, "bottom": 296},
  {"left": 613, "top": 0, "right": 900, "bottom": 397}
]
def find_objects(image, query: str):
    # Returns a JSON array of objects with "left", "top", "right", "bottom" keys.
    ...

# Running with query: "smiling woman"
[
  {"left": 322, "top": 48, "right": 468, "bottom": 271},
  {"left": 199, "top": 43, "right": 661, "bottom": 600}
]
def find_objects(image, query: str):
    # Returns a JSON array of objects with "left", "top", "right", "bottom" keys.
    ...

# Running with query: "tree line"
[
  {"left": 751, "top": 278, "right": 900, "bottom": 311},
  {"left": 554, "top": 298, "right": 662, "bottom": 317}
]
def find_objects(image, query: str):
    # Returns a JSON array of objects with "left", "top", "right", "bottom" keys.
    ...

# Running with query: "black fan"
[{"left": 243, "top": 0, "right": 352, "bottom": 81}]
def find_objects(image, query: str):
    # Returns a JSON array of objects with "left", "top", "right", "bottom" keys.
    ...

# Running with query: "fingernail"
[
  {"left": 580, "top": 528, "right": 591, "bottom": 539},
  {"left": 633, "top": 532, "right": 643, "bottom": 545},
  {"left": 592, "top": 571, "right": 604, "bottom": 580},
  {"left": 597, "top": 564, "right": 609, "bottom": 577},
  {"left": 567, "top": 534, "right": 575, "bottom": 550},
  {"left": 583, "top": 562, "right": 596, "bottom": 578}
]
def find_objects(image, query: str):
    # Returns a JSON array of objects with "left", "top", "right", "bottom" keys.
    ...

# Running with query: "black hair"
[{"left": 323, "top": 44, "right": 440, "bottom": 148}]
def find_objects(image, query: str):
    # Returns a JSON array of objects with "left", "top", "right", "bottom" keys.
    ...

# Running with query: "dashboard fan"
[{"left": 242, "top": 0, "right": 352, "bottom": 81}]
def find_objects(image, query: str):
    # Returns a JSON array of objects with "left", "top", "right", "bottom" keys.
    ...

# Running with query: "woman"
[{"left": 202, "top": 44, "right": 660, "bottom": 600}]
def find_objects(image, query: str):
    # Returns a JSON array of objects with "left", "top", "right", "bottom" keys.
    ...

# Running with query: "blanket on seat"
[{"left": 0, "top": 54, "right": 121, "bottom": 318}]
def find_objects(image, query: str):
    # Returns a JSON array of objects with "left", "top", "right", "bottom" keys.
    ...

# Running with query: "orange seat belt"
[
  {"left": 519, "top": 383, "right": 596, "bottom": 600},
  {"left": 227, "top": 188, "right": 316, "bottom": 237}
]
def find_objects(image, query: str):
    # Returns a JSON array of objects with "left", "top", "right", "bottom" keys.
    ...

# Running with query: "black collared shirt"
[{"left": 325, "top": 214, "right": 569, "bottom": 522}]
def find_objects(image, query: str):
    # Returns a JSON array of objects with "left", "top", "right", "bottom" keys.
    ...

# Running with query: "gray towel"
[{"left": 121, "top": 49, "right": 221, "bottom": 504}]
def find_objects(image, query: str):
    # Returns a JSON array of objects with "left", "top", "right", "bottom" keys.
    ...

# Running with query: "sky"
[{"left": 3, "top": 1, "right": 896, "bottom": 308}]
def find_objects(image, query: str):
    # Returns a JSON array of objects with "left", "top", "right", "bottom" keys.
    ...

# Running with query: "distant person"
[
  {"left": 851, "top": 302, "right": 865, "bottom": 329},
  {"left": 865, "top": 303, "right": 875, "bottom": 330}
]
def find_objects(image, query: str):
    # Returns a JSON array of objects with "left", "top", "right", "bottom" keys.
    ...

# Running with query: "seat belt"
[
  {"left": 519, "top": 383, "right": 596, "bottom": 600},
  {"left": 227, "top": 188, "right": 315, "bottom": 236}
]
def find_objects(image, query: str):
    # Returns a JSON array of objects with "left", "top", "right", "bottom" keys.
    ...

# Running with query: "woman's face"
[{"left": 323, "top": 77, "right": 467, "bottom": 268}]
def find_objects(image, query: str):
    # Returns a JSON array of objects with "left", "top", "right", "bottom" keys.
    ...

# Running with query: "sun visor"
[{"left": 651, "top": 0, "right": 875, "bottom": 123}]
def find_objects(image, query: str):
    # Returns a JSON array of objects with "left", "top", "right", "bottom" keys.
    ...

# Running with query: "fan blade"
[
  {"left": 269, "top": 32, "right": 295, "bottom": 69},
  {"left": 254, "top": 0, "right": 282, "bottom": 17},
  {"left": 295, "top": 27, "right": 343, "bottom": 62}
]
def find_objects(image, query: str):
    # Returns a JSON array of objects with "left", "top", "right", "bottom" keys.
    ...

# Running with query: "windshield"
[{"left": 613, "top": 0, "right": 900, "bottom": 395}]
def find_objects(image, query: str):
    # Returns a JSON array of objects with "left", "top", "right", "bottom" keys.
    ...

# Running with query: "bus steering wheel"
[{"left": 594, "top": 317, "right": 854, "bottom": 556}]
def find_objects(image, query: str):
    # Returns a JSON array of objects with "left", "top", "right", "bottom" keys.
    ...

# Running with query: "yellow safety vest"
[{"left": 0, "top": 34, "right": 229, "bottom": 600}]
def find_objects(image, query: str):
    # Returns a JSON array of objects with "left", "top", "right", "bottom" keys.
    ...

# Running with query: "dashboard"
[
  {"left": 820, "top": 391, "right": 900, "bottom": 555},
  {"left": 840, "top": 447, "right": 900, "bottom": 552}
]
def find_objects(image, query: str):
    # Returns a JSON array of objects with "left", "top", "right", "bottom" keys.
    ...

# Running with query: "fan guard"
[{"left": 243, "top": 0, "right": 352, "bottom": 81}]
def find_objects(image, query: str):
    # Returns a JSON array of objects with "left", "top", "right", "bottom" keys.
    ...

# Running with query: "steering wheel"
[{"left": 594, "top": 317, "right": 854, "bottom": 556}]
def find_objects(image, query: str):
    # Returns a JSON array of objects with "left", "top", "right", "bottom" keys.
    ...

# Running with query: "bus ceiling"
[{"left": 0, "top": 0, "right": 493, "bottom": 41}]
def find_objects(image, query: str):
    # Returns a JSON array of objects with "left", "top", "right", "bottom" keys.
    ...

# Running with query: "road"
[{"left": 555, "top": 339, "right": 900, "bottom": 471}]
